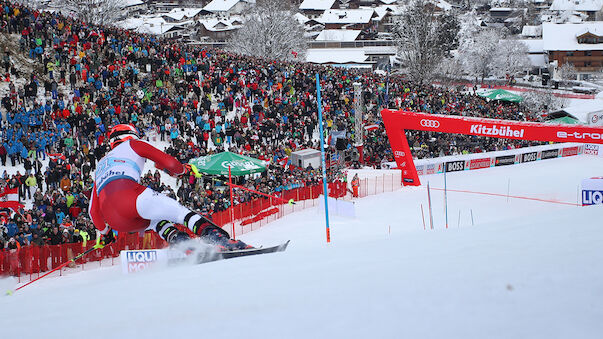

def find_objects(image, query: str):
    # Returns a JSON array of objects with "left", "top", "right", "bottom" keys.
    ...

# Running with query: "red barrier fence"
[
  {"left": 0, "top": 232, "right": 164, "bottom": 283},
  {"left": 355, "top": 173, "right": 402, "bottom": 199},
  {"left": 0, "top": 181, "right": 350, "bottom": 282}
]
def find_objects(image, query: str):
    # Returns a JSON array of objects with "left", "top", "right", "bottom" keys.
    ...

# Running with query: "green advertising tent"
[
  {"left": 477, "top": 89, "right": 523, "bottom": 103},
  {"left": 545, "top": 116, "right": 582, "bottom": 125},
  {"left": 189, "top": 151, "right": 267, "bottom": 176}
]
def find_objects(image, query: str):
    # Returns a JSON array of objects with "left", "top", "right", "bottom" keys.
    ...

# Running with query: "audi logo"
[{"left": 420, "top": 119, "right": 440, "bottom": 128}]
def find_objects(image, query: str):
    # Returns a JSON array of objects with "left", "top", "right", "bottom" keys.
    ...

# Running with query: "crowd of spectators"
[{"left": 0, "top": 0, "right": 542, "bottom": 251}]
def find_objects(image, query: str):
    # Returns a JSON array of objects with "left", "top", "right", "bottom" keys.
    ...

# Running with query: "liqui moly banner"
[
  {"left": 120, "top": 249, "right": 167, "bottom": 274},
  {"left": 381, "top": 109, "right": 603, "bottom": 186},
  {"left": 581, "top": 178, "right": 603, "bottom": 206},
  {"left": 584, "top": 144, "right": 601, "bottom": 156}
]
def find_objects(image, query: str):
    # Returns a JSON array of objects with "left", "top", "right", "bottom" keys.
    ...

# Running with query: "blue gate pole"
[{"left": 316, "top": 73, "right": 331, "bottom": 243}]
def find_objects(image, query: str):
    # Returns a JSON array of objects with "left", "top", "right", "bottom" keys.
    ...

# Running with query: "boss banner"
[{"left": 381, "top": 110, "right": 603, "bottom": 186}]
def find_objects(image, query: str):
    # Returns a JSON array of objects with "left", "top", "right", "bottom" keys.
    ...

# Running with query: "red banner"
[
  {"left": 381, "top": 110, "right": 603, "bottom": 186},
  {"left": 469, "top": 158, "right": 492, "bottom": 170}
]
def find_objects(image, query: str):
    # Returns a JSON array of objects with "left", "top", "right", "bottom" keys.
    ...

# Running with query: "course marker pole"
[{"left": 316, "top": 73, "right": 330, "bottom": 243}]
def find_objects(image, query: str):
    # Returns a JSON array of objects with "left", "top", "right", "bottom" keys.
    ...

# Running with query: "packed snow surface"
[{"left": 2, "top": 155, "right": 603, "bottom": 339}]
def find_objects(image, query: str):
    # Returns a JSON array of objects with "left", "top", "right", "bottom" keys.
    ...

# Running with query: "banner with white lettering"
[
  {"left": 119, "top": 249, "right": 189, "bottom": 274},
  {"left": 582, "top": 178, "right": 603, "bottom": 206},
  {"left": 381, "top": 109, "right": 603, "bottom": 186}
]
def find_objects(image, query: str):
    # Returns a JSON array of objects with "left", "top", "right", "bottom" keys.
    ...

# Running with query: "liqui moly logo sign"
[
  {"left": 581, "top": 178, "right": 603, "bottom": 206},
  {"left": 470, "top": 124, "right": 525, "bottom": 138},
  {"left": 120, "top": 250, "right": 161, "bottom": 274},
  {"left": 583, "top": 190, "right": 603, "bottom": 206}
]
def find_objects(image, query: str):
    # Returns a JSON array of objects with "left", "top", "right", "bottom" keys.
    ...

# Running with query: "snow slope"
[{"left": 2, "top": 155, "right": 603, "bottom": 339}]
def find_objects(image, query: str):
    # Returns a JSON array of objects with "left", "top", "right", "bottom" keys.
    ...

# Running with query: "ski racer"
[{"left": 88, "top": 124, "right": 250, "bottom": 250}]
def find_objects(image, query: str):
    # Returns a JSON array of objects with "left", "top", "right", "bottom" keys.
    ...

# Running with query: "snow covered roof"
[
  {"left": 120, "top": 0, "right": 144, "bottom": 8},
  {"left": 378, "top": 0, "right": 398, "bottom": 4},
  {"left": 550, "top": 0, "right": 603, "bottom": 11},
  {"left": 528, "top": 54, "right": 546, "bottom": 67},
  {"left": 163, "top": 8, "right": 203, "bottom": 21},
  {"left": 521, "top": 25, "right": 543, "bottom": 37},
  {"left": 318, "top": 9, "right": 375, "bottom": 25},
  {"left": 204, "top": 0, "right": 241, "bottom": 12},
  {"left": 199, "top": 17, "right": 243, "bottom": 32},
  {"left": 306, "top": 48, "right": 368, "bottom": 64},
  {"left": 295, "top": 13, "right": 311, "bottom": 25},
  {"left": 120, "top": 16, "right": 177, "bottom": 35},
  {"left": 556, "top": 99, "right": 603, "bottom": 122},
  {"left": 543, "top": 22, "right": 603, "bottom": 51},
  {"left": 299, "top": 0, "right": 336, "bottom": 11},
  {"left": 435, "top": 0, "right": 453, "bottom": 11},
  {"left": 370, "top": 5, "right": 403, "bottom": 21},
  {"left": 518, "top": 39, "right": 545, "bottom": 53},
  {"left": 315, "top": 29, "right": 361, "bottom": 41}
]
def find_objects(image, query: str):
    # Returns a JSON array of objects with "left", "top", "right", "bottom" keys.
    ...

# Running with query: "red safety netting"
[
  {"left": 0, "top": 182, "right": 350, "bottom": 282},
  {"left": 0, "top": 232, "right": 165, "bottom": 282}
]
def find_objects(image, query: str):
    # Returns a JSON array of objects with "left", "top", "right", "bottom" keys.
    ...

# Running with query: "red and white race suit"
[{"left": 88, "top": 139, "right": 194, "bottom": 235}]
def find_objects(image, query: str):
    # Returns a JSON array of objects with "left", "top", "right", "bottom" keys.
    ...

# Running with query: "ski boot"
[
  {"left": 200, "top": 227, "right": 253, "bottom": 251},
  {"left": 157, "top": 220, "right": 191, "bottom": 245},
  {"left": 166, "top": 229, "right": 191, "bottom": 245}
]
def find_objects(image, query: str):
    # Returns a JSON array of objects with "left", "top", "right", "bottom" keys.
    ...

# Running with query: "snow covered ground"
[{"left": 2, "top": 155, "right": 603, "bottom": 339}]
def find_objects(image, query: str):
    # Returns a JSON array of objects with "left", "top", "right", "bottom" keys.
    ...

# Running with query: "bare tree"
[
  {"left": 227, "top": 1, "right": 307, "bottom": 61},
  {"left": 393, "top": 0, "right": 457, "bottom": 84},
  {"left": 63, "top": 0, "right": 123, "bottom": 27}
]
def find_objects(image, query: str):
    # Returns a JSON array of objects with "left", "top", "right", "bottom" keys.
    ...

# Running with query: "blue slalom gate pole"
[
  {"left": 444, "top": 168, "right": 449, "bottom": 229},
  {"left": 316, "top": 73, "right": 331, "bottom": 243}
]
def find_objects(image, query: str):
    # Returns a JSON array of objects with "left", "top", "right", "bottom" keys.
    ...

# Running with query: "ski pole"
[{"left": 7, "top": 243, "right": 105, "bottom": 295}]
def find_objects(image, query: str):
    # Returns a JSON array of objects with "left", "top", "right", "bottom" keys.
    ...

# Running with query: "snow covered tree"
[
  {"left": 460, "top": 29, "right": 503, "bottom": 83},
  {"left": 393, "top": 0, "right": 459, "bottom": 83},
  {"left": 437, "top": 13, "right": 460, "bottom": 57},
  {"left": 493, "top": 40, "right": 530, "bottom": 78},
  {"left": 558, "top": 62, "right": 577, "bottom": 82},
  {"left": 227, "top": 0, "right": 307, "bottom": 61},
  {"left": 436, "top": 57, "right": 465, "bottom": 88},
  {"left": 521, "top": 90, "right": 568, "bottom": 117},
  {"left": 64, "top": 0, "right": 124, "bottom": 27}
]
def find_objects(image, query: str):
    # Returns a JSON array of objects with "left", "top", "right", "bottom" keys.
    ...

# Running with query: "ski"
[{"left": 196, "top": 240, "right": 290, "bottom": 264}]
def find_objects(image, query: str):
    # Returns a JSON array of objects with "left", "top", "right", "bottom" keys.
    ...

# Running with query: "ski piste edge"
[{"left": 196, "top": 240, "right": 290, "bottom": 264}]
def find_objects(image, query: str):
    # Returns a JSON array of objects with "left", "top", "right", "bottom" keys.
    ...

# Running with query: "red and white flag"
[
  {"left": 47, "top": 153, "right": 66, "bottom": 161},
  {"left": 0, "top": 187, "right": 23, "bottom": 211},
  {"left": 0, "top": 187, "right": 18, "bottom": 201}
]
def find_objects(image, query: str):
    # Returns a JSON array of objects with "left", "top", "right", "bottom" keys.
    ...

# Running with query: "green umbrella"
[
  {"left": 477, "top": 89, "right": 523, "bottom": 103},
  {"left": 545, "top": 116, "right": 582, "bottom": 125},
  {"left": 189, "top": 151, "right": 267, "bottom": 176}
]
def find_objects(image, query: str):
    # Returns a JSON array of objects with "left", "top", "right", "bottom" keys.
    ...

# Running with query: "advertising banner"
[
  {"left": 581, "top": 178, "right": 603, "bottom": 206},
  {"left": 587, "top": 112, "right": 603, "bottom": 126},
  {"left": 521, "top": 152, "right": 538, "bottom": 163},
  {"left": 495, "top": 155, "right": 517, "bottom": 166},
  {"left": 540, "top": 149, "right": 559, "bottom": 160},
  {"left": 445, "top": 160, "right": 466, "bottom": 172},
  {"left": 415, "top": 164, "right": 425, "bottom": 176},
  {"left": 381, "top": 109, "right": 603, "bottom": 186},
  {"left": 584, "top": 144, "right": 600, "bottom": 156},
  {"left": 562, "top": 146, "right": 580, "bottom": 157},
  {"left": 119, "top": 249, "right": 184, "bottom": 274},
  {"left": 469, "top": 158, "right": 492, "bottom": 170}
]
